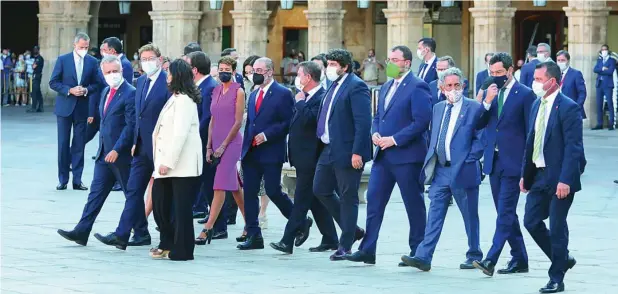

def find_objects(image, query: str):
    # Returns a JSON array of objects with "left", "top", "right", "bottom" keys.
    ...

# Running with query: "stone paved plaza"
[{"left": 1, "top": 107, "right": 618, "bottom": 294}]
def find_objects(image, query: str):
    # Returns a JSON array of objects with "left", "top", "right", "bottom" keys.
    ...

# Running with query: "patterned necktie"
[
  {"left": 142, "top": 77, "right": 152, "bottom": 101},
  {"left": 532, "top": 99, "right": 548, "bottom": 162},
  {"left": 76, "top": 57, "right": 83, "bottom": 84},
  {"left": 437, "top": 103, "right": 454, "bottom": 165},
  {"left": 316, "top": 81, "right": 339, "bottom": 138},
  {"left": 497, "top": 88, "right": 506, "bottom": 117},
  {"left": 384, "top": 81, "right": 399, "bottom": 109},
  {"left": 104, "top": 88, "right": 117, "bottom": 115},
  {"left": 419, "top": 63, "right": 427, "bottom": 79}
]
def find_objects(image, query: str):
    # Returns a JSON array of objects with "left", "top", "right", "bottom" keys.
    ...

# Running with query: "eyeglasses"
[{"left": 140, "top": 57, "right": 157, "bottom": 62}]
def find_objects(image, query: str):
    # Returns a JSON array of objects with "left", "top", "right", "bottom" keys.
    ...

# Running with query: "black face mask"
[
  {"left": 219, "top": 72, "right": 232, "bottom": 83},
  {"left": 253, "top": 73, "right": 265, "bottom": 85},
  {"left": 493, "top": 74, "right": 508, "bottom": 89}
]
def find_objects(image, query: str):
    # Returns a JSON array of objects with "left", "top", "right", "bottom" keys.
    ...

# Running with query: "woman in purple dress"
[{"left": 195, "top": 57, "right": 245, "bottom": 244}]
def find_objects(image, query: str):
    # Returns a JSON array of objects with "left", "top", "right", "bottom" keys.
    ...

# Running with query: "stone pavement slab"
[{"left": 1, "top": 108, "right": 618, "bottom": 294}]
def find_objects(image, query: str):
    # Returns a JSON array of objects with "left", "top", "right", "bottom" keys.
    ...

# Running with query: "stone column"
[
  {"left": 469, "top": 1, "right": 516, "bottom": 87},
  {"left": 230, "top": 0, "right": 271, "bottom": 63},
  {"left": 564, "top": 1, "right": 611, "bottom": 128},
  {"left": 382, "top": 0, "right": 426, "bottom": 51},
  {"left": 304, "top": 0, "right": 346, "bottom": 58},
  {"left": 150, "top": 1, "right": 202, "bottom": 59},
  {"left": 87, "top": 1, "right": 102, "bottom": 46},
  {"left": 199, "top": 2, "right": 223, "bottom": 62}
]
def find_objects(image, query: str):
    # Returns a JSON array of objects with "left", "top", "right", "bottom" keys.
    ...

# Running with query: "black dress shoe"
[
  {"left": 344, "top": 250, "right": 376, "bottom": 264},
  {"left": 460, "top": 259, "right": 476, "bottom": 269},
  {"left": 212, "top": 231, "right": 228, "bottom": 240},
  {"left": 309, "top": 243, "right": 338, "bottom": 252},
  {"left": 57, "top": 229, "right": 88, "bottom": 246},
  {"left": 111, "top": 183, "right": 122, "bottom": 192},
  {"left": 192, "top": 211, "right": 207, "bottom": 219},
  {"left": 56, "top": 184, "right": 67, "bottom": 190},
  {"left": 591, "top": 126, "right": 603, "bottom": 130},
  {"left": 567, "top": 255, "right": 576, "bottom": 270},
  {"left": 354, "top": 228, "right": 365, "bottom": 242},
  {"left": 330, "top": 248, "right": 351, "bottom": 261},
  {"left": 128, "top": 234, "right": 151, "bottom": 246},
  {"left": 237, "top": 235, "right": 264, "bottom": 250},
  {"left": 270, "top": 241, "right": 293, "bottom": 254},
  {"left": 497, "top": 260, "right": 529, "bottom": 274},
  {"left": 539, "top": 281, "right": 565, "bottom": 293},
  {"left": 294, "top": 217, "right": 313, "bottom": 247},
  {"left": 72, "top": 183, "right": 88, "bottom": 191},
  {"left": 400, "top": 255, "right": 431, "bottom": 271},
  {"left": 472, "top": 259, "right": 495, "bottom": 276},
  {"left": 94, "top": 232, "right": 127, "bottom": 250}
]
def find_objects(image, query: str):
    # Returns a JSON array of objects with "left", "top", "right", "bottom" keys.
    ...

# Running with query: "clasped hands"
[
  {"left": 372, "top": 133, "right": 395, "bottom": 150},
  {"left": 69, "top": 86, "right": 86, "bottom": 97}
]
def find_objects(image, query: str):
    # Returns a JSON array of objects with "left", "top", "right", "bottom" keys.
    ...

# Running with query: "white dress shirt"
[
  {"left": 385, "top": 70, "right": 410, "bottom": 109},
  {"left": 560, "top": 67, "right": 569, "bottom": 88},
  {"left": 320, "top": 74, "right": 348, "bottom": 144},
  {"left": 145, "top": 68, "right": 162, "bottom": 98},
  {"left": 195, "top": 75, "right": 210, "bottom": 87},
  {"left": 438, "top": 98, "right": 463, "bottom": 161},
  {"left": 72, "top": 51, "right": 88, "bottom": 96},
  {"left": 302, "top": 85, "right": 320, "bottom": 102},
  {"left": 419, "top": 54, "right": 436, "bottom": 80},
  {"left": 533, "top": 90, "right": 558, "bottom": 168},
  {"left": 483, "top": 77, "right": 515, "bottom": 110}
]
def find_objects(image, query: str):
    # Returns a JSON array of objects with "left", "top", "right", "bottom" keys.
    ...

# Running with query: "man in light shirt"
[{"left": 359, "top": 49, "right": 383, "bottom": 86}]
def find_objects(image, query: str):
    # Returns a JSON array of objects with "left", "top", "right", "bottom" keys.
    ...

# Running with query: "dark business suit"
[
  {"left": 414, "top": 98, "right": 484, "bottom": 264},
  {"left": 429, "top": 79, "right": 470, "bottom": 106},
  {"left": 193, "top": 76, "right": 218, "bottom": 216},
  {"left": 30, "top": 54, "right": 45, "bottom": 112},
  {"left": 360, "top": 72, "right": 431, "bottom": 257},
  {"left": 281, "top": 87, "right": 338, "bottom": 246},
  {"left": 522, "top": 93, "right": 583, "bottom": 284},
  {"left": 87, "top": 55, "right": 134, "bottom": 143},
  {"left": 519, "top": 59, "right": 540, "bottom": 88},
  {"left": 418, "top": 58, "right": 438, "bottom": 84},
  {"left": 477, "top": 80, "right": 535, "bottom": 266},
  {"left": 49, "top": 52, "right": 102, "bottom": 186},
  {"left": 593, "top": 57, "right": 616, "bottom": 127},
  {"left": 241, "top": 81, "right": 294, "bottom": 237},
  {"left": 73, "top": 81, "right": 135, "bottom": 234},
  {"left": 233, "top": 72, "right": 245, "bottom": 90},
  {"left": 560, "top": 67, "right": 587, "bottom": 119},
  {"left": 313, "top": 73, "right": 372, "bottom": 251},
  {"left": 113, "top": 70, "right": 170, "bottom": 241},
  {"left": 475, "top": 69, "right": 489, "bottom": 97}
]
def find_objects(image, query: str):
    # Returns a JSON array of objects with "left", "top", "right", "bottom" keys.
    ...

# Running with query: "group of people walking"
[{"left": 51, "top": 32, "right": 585, "bottom": 294}]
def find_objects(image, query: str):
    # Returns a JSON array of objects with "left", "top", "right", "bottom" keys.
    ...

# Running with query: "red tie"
[
  {"left": 104, "top": 88, "right": 117, "bottom": 114},
  {"left": 560, "top": 73, "right": 566, "bottom": 87},
  {"left": 252, "top": 90, "right": 265, "bottom": 147}
]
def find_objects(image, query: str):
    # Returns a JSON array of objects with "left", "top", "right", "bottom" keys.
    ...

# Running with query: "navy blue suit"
[
  {"left": 477, "top": 80, "right": 535, "bottom": 266},
  {"left": 281, "top": 87, "right": 338, "bottom": 246},
  {"left": 49, "top": 52, "right": 102, "bottom": 185},
  {"left": 519, "top": 59, "right": 540, "bottom": 88},
  {"left": 234, "top": 72, "right": 245, "bottom": 90},
  {"left": 418, "top": 58, "right": 438, "bottom": 84},
  {"left": 360, "top": 72, "right": 431, "bottom": 256},
  {"left": 475, "top": 69, "right": 489, "bottom": 96},
  {"left": 429, "top": 79, "right": 470, "bottom": 106},
  {"left": 313, "top": 73, "right": 372, "bottom": 251},
  {"left": 560, "top": 67, "right": 587, "bottom": 119},
  {"left": 241, "top": 81, "right": 294, "bottom": 237},
  {"left": 593, "top": 57, "right": 616, "bottom": 127},
  {"left": 414, "top": 98, "right": 484, "bottom": 264},
  {"left": 73, "top": 80, "right": 135, "bottom": 234},
  {"left": 522, "top": 93, "right": 584, "bottom": 284},
  {"left": 113, "top": 70, "right": 170, "bottom": 241}
]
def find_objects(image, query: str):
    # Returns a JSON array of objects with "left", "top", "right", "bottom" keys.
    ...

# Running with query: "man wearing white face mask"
[
  {"left": 57, "top": 55, "right": 136, "bottom": 248},
  {"left": 416, "top": 38, "right": 438, "bottom": 83},
  {"left": 593, "top": 44, "right": 616, "bottom": 130},
  {"left": 556, "top": 50, "right": 587, "bottom": 120},
  {"left": 402, "top": 67, "right": 484, "bottom": 272},
  {"left": 49, "top": 32, "right": 103, "bottom": 191}
]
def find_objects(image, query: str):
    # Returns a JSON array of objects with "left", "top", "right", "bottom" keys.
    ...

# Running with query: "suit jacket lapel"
[
  {"left": 247, "top": 87, "right": 257, "bottom": 121},
  {"left": 451, "top": 99, "right": 469, "bottom": 137},
  {"left": 498, "top": 82, "right": 520, "bottom": 125},
  {"left": 99, "top": 87, "right": 108, "bottom": 118},
  {"left": 384, "top": 72, "right": 414, "bottom": 116},
  {"left": 378, "top": 80, "right": 391, "bottom": 119},
  {"left": 432, "top": 103, "right": 445, "bottom": 148},
  {"left": 68, "top": 55, "right": 79, "bottom": 84},
  {"left": 141, "top": 71, "right": 166, "bottom": 114},
  {"left": 102, "top": 82, "right": 126, "bottom": 121},
  {"left": 543, "top": 94, "right": 561, "bottom": 146},
  {"left": 328, "top": 76, "right": 350, "bottom": 120},
  {"left": 292, "top": 87, "right": 323, "bottom": 125}
]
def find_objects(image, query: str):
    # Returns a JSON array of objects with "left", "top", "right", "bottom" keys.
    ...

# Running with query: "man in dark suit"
[
  {"left": 472, "top": 52, "right": 535, "bottom": 276},
  {"left": 592, "top": 44, "right": 615, "bottom": 130},
  {"left": 99, "top": 44, "right": 170, "bottom": 248},
  {"left": 475, "top": 53, "right": 494, "bottom": 96},
  {"left": 345, "top": 45, "right": 431, "bottom": 265},
  {"left": 239, "top": 57, "right": 298, "bottom": 250},
  {"left": 519, "top": 46, "right": 540, "bottom": 88},
  {"left": 311, "top": 54, "right": 332, "bottom": 90},
  {"left": 430, "top": 56, "right": 470, "bottom": 106},
  {"left": 556, "top": 50, "right": 587, "bottom": 119},
  {"left": 49, "top": 32, "right": 102, "bottom": 191},
  {"left": 184, "top": 42, "right": 202, "bottom": 55},
  {"left": 221, "top": 48, "right": 245, "bottom": 90},
  {"left": 313, "top": 49, "right": 371, "bottom": 261},
  {"left": 270, "top": 61, "right": 338, "bottom": 254},
  {"left": 401, "top": 67, "right": 484, "bottom": 271},
  {"left": 521, "top": 61, "right": 582, "bottom": 293},
  {"left": 56, "top": 55, "right": 135, "bottom": 247},
  {"left": 416, "top": 38, "right": 438, "bottom": 84},
  {"left": 27, "top": 46, "right": 44, "bottom": 113}
]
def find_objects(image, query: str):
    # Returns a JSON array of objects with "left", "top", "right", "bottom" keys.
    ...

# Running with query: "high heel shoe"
[{"left": 195, "top": 228, "right": 213, "bottom": 245}]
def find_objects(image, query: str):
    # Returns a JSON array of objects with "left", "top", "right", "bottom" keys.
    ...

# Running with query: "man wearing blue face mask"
[{"left": 473, "top": 52, "right": 536, "bottom": 277}]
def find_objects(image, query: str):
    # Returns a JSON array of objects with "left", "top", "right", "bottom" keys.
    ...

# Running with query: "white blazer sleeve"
[{"left": 162, "top": 96, "right": 193, "bottom": 169}]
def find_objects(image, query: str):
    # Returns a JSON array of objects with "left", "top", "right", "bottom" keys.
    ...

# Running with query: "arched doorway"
[
  {"left": 1, "top": 1, "right": 39, "bottom": 54},
  {"left": 515, "top": 11, "right": 566, "bottom": 61}
]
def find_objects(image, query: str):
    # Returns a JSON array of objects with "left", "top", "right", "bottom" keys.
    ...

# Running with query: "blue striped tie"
[{"left": 437, "top": 103, "right": 454, "bottom": 165}]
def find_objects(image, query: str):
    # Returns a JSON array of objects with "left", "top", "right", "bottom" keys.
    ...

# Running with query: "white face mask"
[
  {"left": 76, "top": 49, "right": 88, "bottom": 58},
  {"left": 601, "top": 50, "right": 609, "bottom": 58},
  {"left": 104, "top": 72, "right": 123, "bottom": 88},
  {"left": 325, "top": 66, "right": 340, "bottom": 81},
  {"left": 416, "top": 49, "right": 426, "bottom": 60},
  {"left": 101, "top": 52, "right": 110, "bottom": 58},
  {"left": 141, "top": 60, "right": 159, "bottom": 76},
  {"left": 246, "top": 74, "right": 253, "bottom": 83},
  {"left": 133, "top": 54, "right": 138, "bottom": 61},
  {"left": 557, "top": 62, "right": 568, "bottom": 72},
  {"left": 532, "top": 80, "right": 548, "bottom": 97},
  {"left": 294, "top": 76, "right": 305, "bottom": 91},
  {"left": 445, "top": 89, "right": 463, "bottom": 103},
  {"left": 537, "top": 53, "right": 547, "bottom": 62}
]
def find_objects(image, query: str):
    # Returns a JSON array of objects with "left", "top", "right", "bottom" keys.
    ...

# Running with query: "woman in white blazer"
[{"left": 150, "top": 59, "right": 203, "bottom": 261}]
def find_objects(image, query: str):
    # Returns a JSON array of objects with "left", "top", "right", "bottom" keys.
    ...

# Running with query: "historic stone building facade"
[{"left": 35, "top": 0, "right": 615, "bottom": 127}]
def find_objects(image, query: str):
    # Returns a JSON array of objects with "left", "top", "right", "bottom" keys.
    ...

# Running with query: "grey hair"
[
  {"left": 100, "top": 55, "right": 122, "bottom": 71},
  {"left": 255, "top": 57, "right": 274, "bottom": 71},
  {"left": 437, "top": 55, "right": 456, "bottom": 68},
  {"left": 538, "top": 43, "right": 551, "bottom": 53},
  {"left": 74, "top": 32, "right": 90, "bottom": 44},
  {"left": 438, "top": 67, "right": 463, "bottom": 84}
]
